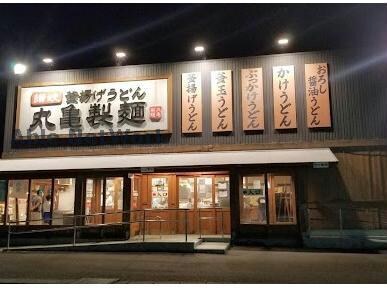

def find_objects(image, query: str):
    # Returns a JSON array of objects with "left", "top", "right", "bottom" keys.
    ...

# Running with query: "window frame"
[
  {"left": 176, "top": 173, "right": 230, "bottom": 210},
  {"left": 239, "top": 171, "right": 297, "bottom": 226},
  {"left": 83, "top": 175, "right": 124, "bottom": 224}
]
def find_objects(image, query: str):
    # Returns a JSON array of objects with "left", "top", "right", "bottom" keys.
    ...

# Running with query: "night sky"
[{"left": 0, "top": 3, "right": 386, "bottom": 75}]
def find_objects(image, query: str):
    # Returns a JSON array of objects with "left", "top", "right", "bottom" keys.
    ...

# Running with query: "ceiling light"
[
  {"left": 42, "top": 58, "right": 53, "bottom": 64},
  {"left": 278, "top": 38, "right": 289, "bottom": 45},
  {"left": 115, "top": 51, "right": 127, "bottom": 58},
  {"left": 194, "top": 46, "right": 205, "bottom": 53},
  {"left": 14, "top": 63, "right": 27, "bottom": 75}
]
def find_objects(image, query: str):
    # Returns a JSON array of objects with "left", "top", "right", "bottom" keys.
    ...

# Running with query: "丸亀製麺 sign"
[
  {"left": 211, "top": 70, "right": 233, "bottom": 132},
  {"left": 305, "top": 63, "right": 331, "bottom": 128},
  {"left": 241, "top": 68, "right": 264, "bottom": 131},
  {"left": 181, "top": 72, "right": 202, "bottom": 133},
  {"left": 272, "top": 65, "right": 297, "bottom": 129},
  {"left": 15, "top": 77, "right": 171, "bottom": 139}
]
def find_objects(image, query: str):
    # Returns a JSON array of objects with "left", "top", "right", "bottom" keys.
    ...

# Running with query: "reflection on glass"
[
  {"left": 0, "top": 180, "right": 6, "bottom": 225},
  {"left": 131, "top": 176, "right": 141, "bottom": 210},
  {"left": 8, "top": 180, "right": 29, "bottom": 225},
  {"left": 178, "top": 178, "right": 195, "bottom": 209},
  {"left": 29, "top": 179, "right": 52, "bottom": 225},
  {"left": 268, "top": 174, "right": 296, "bottom": 224},
  {"left": 151, "top": 177, "right": 168, "bottom": 209},
  {"left": 85, "top": 178, "right": 104, "bottom": 225},
  {"left": 240, "top": 175, "right": 266, "bottom": 224},
  {"left": 105, "top": 177, "right": 123, "bottom": 223},
  {"left": 197, "top": 177, "right": 213, "bottom": 208},
  {"left": 52, "top": 178, "right": 75, "bottom": 225},
  {"left": 215, "top": 176, "right": 230, "bottom": 208}
]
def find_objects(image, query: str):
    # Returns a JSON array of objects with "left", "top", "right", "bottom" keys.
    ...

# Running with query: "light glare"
[
  {"left": 14, "top": 63, "right": 27, "bottom": 75},
  {"left": 115, "top": 52, "right": 127, "bottom": 58},
  {"left": 42, "top": 58, "right": 53, "bottom": 64},
  {"left": 278, "top": 38, "right": 289, "bottom": 45},
  {"left": 194, "top": 46, "right": 205, "bottom": 53}
]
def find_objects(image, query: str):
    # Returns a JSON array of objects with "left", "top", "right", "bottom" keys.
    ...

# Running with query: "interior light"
[
  {"left": 115, "top": 52, "right": 127, "bottom": 58},
  {"left": 278, "top": 38, "right": 289, "bottom": 45},
  {"left": 14, "top": 63, "right": 27, "bottom": 75},
  {"left": 42, "top": 58, "right": 53, "bottom": 64},
  {"left": 194, "top": 46, "right": 205, "bottom": 53}
]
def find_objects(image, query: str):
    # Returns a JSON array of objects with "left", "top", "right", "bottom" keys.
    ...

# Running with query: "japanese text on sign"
[
  {"left": 241, "top": 68, "right": 264, "bottom": 130},
  {"left": 211, "top": 70, "right": 233, "bottom": 132},
  {"left": 305, "top": 63, "right": 331, "bottom": 128},
  {"left": 16, "top": 78, "right": 170, "bottom": 138},
  {"left": 181, "top": 72, "right": 202, "bottom": 133},
  {"left": 272, "top": 65, "right": 297, "bottom": 129}
]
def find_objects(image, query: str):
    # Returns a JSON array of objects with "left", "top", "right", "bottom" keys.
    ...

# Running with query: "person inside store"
[
  {"left": 43, "top": 193, "right": 52, "bottom": 224},
  {"left": 30, "top": 189, "right": 43, "bottom": 224}
]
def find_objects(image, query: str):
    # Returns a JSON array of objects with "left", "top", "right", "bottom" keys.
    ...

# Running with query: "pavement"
[{"left": 0, "top": 247, "right": 386, "bottom": 283}]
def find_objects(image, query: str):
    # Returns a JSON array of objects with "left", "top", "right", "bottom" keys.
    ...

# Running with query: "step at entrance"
[{"left": 194, "top": 241, "right": 230, "bottom": 254}]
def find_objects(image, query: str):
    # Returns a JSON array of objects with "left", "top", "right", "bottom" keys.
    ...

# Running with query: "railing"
[
  {"left": 5, "top": 207, "right": 228, "bottom": 250},
  {"left": 198, "top": 207, "right": 226, "bottom": 238},
  {"left": 302, "top": 204, "right": 387, "bottom": 238}
]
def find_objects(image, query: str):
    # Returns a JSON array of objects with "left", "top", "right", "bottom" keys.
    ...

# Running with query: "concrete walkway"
[{"left": 0, "top": 247, "right": 386, "bottom": 283}]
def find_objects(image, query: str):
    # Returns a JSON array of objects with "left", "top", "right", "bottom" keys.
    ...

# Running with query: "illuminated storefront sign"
[
  {"left": 273, "top": 65, "right": 297, "bottom": 129},
  {"left": 211, "top": 70, "right": 233, "bottom": 132},
  {"left": 15, "top": 62, "right": 333, "bottom": 140},
  {"left": 181, "top": 72, "right": 202, "bottom": 133},
  {"left": 15, "top": 77, "right": 172, "bottom": 139},
  {"left": 241, "top": 68, "right": 264, "bottom": 131},
  {"left": 305, "top": 63, "right": 331, "bottom": 128}
]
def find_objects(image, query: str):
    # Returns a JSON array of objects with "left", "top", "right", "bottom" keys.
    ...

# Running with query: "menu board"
[{"left": 151, "top": 177, "right": 169, "bottom": 209}]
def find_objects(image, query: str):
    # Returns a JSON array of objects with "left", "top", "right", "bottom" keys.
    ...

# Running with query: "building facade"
[{"left": 0, "top": 48, "right": 386, "bottom": 249}]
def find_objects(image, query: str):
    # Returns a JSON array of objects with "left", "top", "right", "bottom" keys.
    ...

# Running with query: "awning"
[{"left": 0, "top": 148, "right": 338, "bottom": 172}]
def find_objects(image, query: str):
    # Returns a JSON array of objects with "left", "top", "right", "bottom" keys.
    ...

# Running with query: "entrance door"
[
  {"left": 147, "top": 175, "right": 174, "bottom": 235},
  {"left": 130, "top": 174, "right": 142, "bottom": 237},
  {"left": 130, "top": 174, "right": 176, "bottom": 236},
  {"left": 239, "top": 172, "right": 298, "bottom": 243},
  {"left": 85, "top": 178, "right": 104, "bottom": 225},
  {"left": 84, "top": 176, "right": 124, "bottom": 225},
  {"left": 177, "top": 174, "right": 231, "bottom": 236},
  {"left": 129, "top": 173, "right": 231, "bottom": 238}
]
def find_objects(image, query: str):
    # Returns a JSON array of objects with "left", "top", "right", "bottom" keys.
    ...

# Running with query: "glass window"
[
  {"left": 85, "top": 178, "right": 104, "bottom": 225},
  {"left": 151, "top": 177, "right": 168, "bottom": 209},
  {"left": 29, "top": 179, "right": 52, "bottom": 225},
  {"left": 0, "top": 180, "right": 7, "bottom": 225},
  {"left": 240, "top": 175, "right": 266, "bottom": 224},
  {"left": 105, "top": 177, "right": 123, "bottom": 223},
  {"left": 197, "top": 177, "right": 213, "bottom": 208},
  {"left": 178, "top": 177, "right": 195, "bottom": 209},
  {"left": 131, "top": 175, "right": 141, "bottom": 210},
  {"left": 214, "top": 176, "right": 230, "bottom": 208},
  {"left": 52, "top": 178, "right": 75, "bottom": 225},
  {"left": 7, "top": 180, "right": 29, "bottom": 225},
  {"left": 268, "top": 174, "right": 296, "bottom": 224}
]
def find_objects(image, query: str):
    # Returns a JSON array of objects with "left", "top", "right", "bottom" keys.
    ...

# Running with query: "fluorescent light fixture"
[
  {"left": 278, "top": 38, "right": 289, "bottom": 45},
  {"left": 194, "top": 46, "right": 205, "bottom": 53},
  {"left": 115, "top": 51, "right": 127, "bottom": 58},
  {"left": 42, "top": 58, "right": 53, "bottom": 64},
  {"left": 13, "top": 63, "right": 27, "bottom": 75}
]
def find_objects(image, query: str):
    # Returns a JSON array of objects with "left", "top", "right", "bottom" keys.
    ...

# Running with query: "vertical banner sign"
[
  {"left": 241, "top": 68, "right": 264, "bottom": 131},
  {"left": 211, "top": 70, "right": 233, "bottom": 132},
  {"left": 272, "top": 65, "right": 297, "bottom": 129},
  {"left": 305, "top": 63, "right": 331, "bottom": 128},
  {"left": 181, "top": 72, "right": 202, "bottom": 133}
]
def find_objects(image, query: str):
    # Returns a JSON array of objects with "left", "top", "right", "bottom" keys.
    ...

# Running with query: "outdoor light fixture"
[
  {"left": 278, "top": 38, "right": 289, "bottom": 45},
  {"left": 42, "top": 58, "right": 53, "bottom": 64},
  {"left": 13, "top": 63, "right": 27, "bottom": 75},
  {"left": 194, "top": 46, "right": 205, "bottom": 53},
  {"left": 115, "top": 51, "right": 127, "bottom": 58}
]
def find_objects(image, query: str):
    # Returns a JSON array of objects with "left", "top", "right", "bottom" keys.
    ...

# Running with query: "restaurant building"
[{"left": 0, "top": 47, "right": 386, "bottom": 250}]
